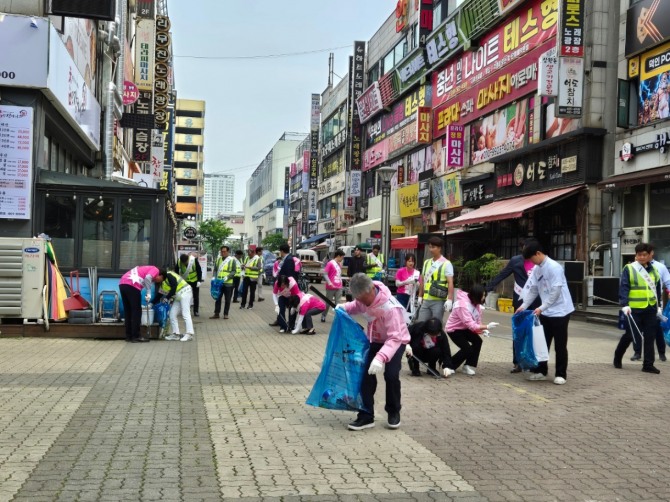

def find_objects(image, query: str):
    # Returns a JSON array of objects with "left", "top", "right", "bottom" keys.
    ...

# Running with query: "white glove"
[
  {"left": 417, "top": 298, "right": 423, "bottom": 306},
  {"left": 622, "top": 306, "right": 631, "bottom": 316},
  {"left": 482, "top": 330, "right": 490, "bottom": 337},
  {"left": 658, "top": 307, "right": 663, "bottom": 317},
  {"left": 274, "top": 305, "right": 280, "bottom": 314},
  {"left": 443, "top": 368, "right": 454, "bottom": 378},
  {"left": 368, "top": 358, "right": 384, "bottom": 375},
  {"left": 145, "top": 293, "right": 151, "bottom": 302},
  {"left": 487, "top": 322, "right": 499, "bottom": 329},
  {"left": 196, "top": 282, "right": 201, "bottom": 288},
  {"left": 444, "top": 299, "right": 453, "bottom": 312},
  {"left": 404, "top": 344, "right": 413, "bottom": 358},
  {"left": 335, "top": 304, "right": 345, "bottom": 311}
]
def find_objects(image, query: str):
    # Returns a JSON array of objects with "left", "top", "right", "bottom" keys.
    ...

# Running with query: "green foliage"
[
  {"left": 198, "top": 219, "right": 233, "bottom": 256},
  {"left": 262, "top": 233, "right": 288, "bottom": 251},
  {"left": 459, "top": 253, "right": 503, "bottom": 289}
]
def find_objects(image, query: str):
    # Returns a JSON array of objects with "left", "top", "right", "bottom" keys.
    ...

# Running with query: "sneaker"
[
  {"left": 165, "top": 334, "right": 181, "bottom": 341},
  {"left": 528, "top": 373, "right": 546, "bottom": 381},
  {"left": 239, "top": 305, "right": 245, "bottom": 309},
  {"left": 642, "top": 366, "right": 661, "bottom": 374},
  {"left": 347, "top": 416, "right": 375, "bottom": 431},
  {"left": 613, "top": 357, "right": 622, "bottom": 369},
  {"left": 180, "top": 334, "right": 193, "bottom": 342},
  {"left": 387, "top": 412, "right": 401, "bottom": 429},
  {"left": 194, "top": 312, "right": 199, "bottom": 317},
  {"left": 461, "top": 365, "right": 476, "bottom": 376},
  {"left": 660, "top": 354, "right": 667, "bottom": 362},
  {"left": 224, "top": 315, "right": 229, "bottom": 320},
  {"left": 630, "top": 352, "right": 641, "bottom": 361},
  {"left": 279, "top": 329, "right": 286, "bottom": 333},
  {"left": 209, "top": 315, "right": 219, "bottom": 319},
  {"left": 446, "top": 368, "right": 456, "bottom": 376},
  {"left": 247, "top": 306, "right": 253, "bottom": 310},
  {"left": 321, "top": 316, "right": 326, "bottom": 323},
  {"left": 553, "top": 376, "right": 566, "bottom": 385},
  {"left": 258, "top": 298, "right": 265, "bottom": 302},
  {"left": 269, "top": 321, "right": 280, "bottom": 326}
]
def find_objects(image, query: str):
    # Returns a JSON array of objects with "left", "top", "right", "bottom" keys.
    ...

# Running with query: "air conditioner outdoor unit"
[{"left": 0, "top": 238, "right": 46, "bottom": 320}]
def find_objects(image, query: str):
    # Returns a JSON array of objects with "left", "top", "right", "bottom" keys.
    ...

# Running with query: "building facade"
[
  {"left": 174, "top": 99, "right": 205, "bottom": 222},
  {"left": 203, "top": 173, "right": 235, "bottom": 219}
]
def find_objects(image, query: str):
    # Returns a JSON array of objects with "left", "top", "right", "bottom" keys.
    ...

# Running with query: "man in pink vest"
[{"left": 119, "top": 265, "right": 166, "bottom": 343}]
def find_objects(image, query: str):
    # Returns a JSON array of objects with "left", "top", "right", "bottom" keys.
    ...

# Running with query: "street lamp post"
[
  {"left": 376, "top": 166, "right": 397, "bottom": 282},
  {"left": 290, "top": 209, "right": 300, "bottom": 253},
  {"left": 257, "top": 225, "right": 264, "bottom": 246},
  {"left": 240, "top": 232, "right": 246, "bottom": 252}
]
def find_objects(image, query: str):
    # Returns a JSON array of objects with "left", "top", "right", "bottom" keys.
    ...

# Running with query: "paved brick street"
[{"left": 1, "top": 289, "right": 669, "bottom": 502}]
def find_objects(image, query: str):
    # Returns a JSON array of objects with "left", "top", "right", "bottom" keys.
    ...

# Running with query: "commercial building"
[
  {"left": 174, "top": 99, "right": 205, "bottom": 222},
  {"left": 203, "top": 173, "right": 235, "bottom": 219}
]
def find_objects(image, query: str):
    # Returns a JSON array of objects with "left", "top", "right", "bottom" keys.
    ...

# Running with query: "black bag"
[{"left": 427, "top": 263, "right": 448, "bottom": 298}]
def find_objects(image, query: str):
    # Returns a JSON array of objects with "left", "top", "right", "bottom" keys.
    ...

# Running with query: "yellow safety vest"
[
  {"left": 245, "top": 255, "right": 261, "bottom": 279},
  {"left": 215, "top": 256, "right": 238, "bottom": 284},
  {"left": 159, "top": 271, "right": 188, "bottom": 295},
  {"left": 178, "top": 257, "right": 198, "bottom": 283},
  {"left": 626, "top": 264, "right": 660, "bottom": 310},
  {"left": 366, "top": 252, "right": 384, "bottom": 277},
  {"left": 234, "top": 257, "right": 243, "bottom": 277},
  {"left": 422, "top": 258, "right": 450, "bottom": 301}
]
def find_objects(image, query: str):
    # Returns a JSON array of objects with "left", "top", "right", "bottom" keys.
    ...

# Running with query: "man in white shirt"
[
  {"left": 515, "top": 238, "right": 574, "bottom": 385},
  {"left": 416, "top": 236, "right": 454, "bottom": 323}
]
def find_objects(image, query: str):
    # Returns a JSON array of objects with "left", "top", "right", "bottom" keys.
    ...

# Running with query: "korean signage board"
[
  {"left": 433, "top": 40, "right": 549, "bottom": 137},
  {"left": 366, "top": 85, "right": 432, "bottom": 146},
  {"left": 284, "top": 166, "right": 290, "bottom": 217},
  {"left": 133, "top": 91, "right": 153, "bottom": 162},
  {"left": 46, "top": 26, "right": 101, "bottom": 150},
  {"left": 398, "top": 183, "right": 421, "bottom": 218},
  {"left": 0, "top": 15, "right": 49, "bottom": 88},
  {"left": 445, "top": 124, "right": 465, "bottom": 169},
  {"left": 134, "top": 19, "right": 155, "bottom": 91},
  {"left": 557, "top": 57, "right": 584, "bottom": 117},
  {"left": 558, "top": 0, "right": 584, "bottom": 56},
  {"left": 417, "top": 0, "right": 434, "bottom": 46},
  {"left": 310, "top": 94, "right": 320, "bottom": 189},
  {"left": 123, "top": 81, "right": 140, "bottom": 105},
  {"left": 357, "top": 81, "right": 384, "bottom": 124},
  {"left": 318, "top": 171, "right": 346, "bottom": 201},
  {"left": 416, "top": 107, "right": 432, "bottom": 144},
  {"left": 349, "top": 41, "right": 366, "bottom": 171},
  {"left": 308, "top": 189, "right": 318, "bottom": 220},
  {"left": 431, "top": 173, "right": 462, "bottom": 211},
  {"left": 425, "top": 17, "right": 462, "bottom": 67},
  {"left": 396, "top": 47, "right": 429, "bottom": 95},
  {"left": 461, "top": 174, "right": 496, "bottom": 207},
  {"left": 322, "top": 150, "right": 345, "bottom": 180},
  {"left": 637, "top": 40, "right": 670, "bottom": 126},
  {"left": 0, "top": 106, "right": 33, "bottom": 219},
  {"left": 363, "top": 138, "right": 389, "bottom": 172},
  {"left": 618, "top": 131, "right": 670, "bottom": 162},
  {"left": 498, "top": 0, "right": 525, "bottom": 15},
  {"left": 418, "top": 169, "right": 433, "bottom": 209},
  {"left": 349, "top": 170, "right": 362, "bottom": 197},
  {"left": 137, "top": 0, "right": 155, "bottom": 18},
  {"left": 625, "top": 0, "right": 670, "bottom": 57},
  {"left": 321, "top": 129, "right": 347, "bottom": 159},
  {"left": 538, "top": 47, "right": 558, "bottom": 96},
  {"left": 431, "top": 0, "right": 558, "bottom": 109},
  {"left": 150, "top": 131, "right": 164, "bottom": 184},
  {"left": 470, "top": 98, "right": 530, "bottom": 165}
]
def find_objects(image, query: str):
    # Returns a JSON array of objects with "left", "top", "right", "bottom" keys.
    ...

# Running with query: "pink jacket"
[
  {"left": 394, "top": 267, "right": 420, "bottom": 294},
  {"left": 119, "top": 265, "right": 160, "bottom": 291},
  {"left": 446, "top": 289, "right": 483, "bottom": 334},
  {"left": 273, "top": 277, "right": 302, "bottom": 298},
  {"left": 343, "top": 281, "right": 410, "bottom": 364},
  {"left": 298, "top": 294, "right": 326, "bottom": 315},
  {"left": 323, "top": 259, "right": 343, "bottom": 290}
]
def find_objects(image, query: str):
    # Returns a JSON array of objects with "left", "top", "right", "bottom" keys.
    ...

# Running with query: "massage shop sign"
[{"left": 432, "top": 0, "right": 558, "bottom": 137}]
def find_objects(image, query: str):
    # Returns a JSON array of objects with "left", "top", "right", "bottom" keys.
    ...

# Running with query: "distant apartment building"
[
  {"left": 174, "top": 99, "right": 205, "bottom": 221},
  {"left": 203, "top": 173, "right": 235, "bottom": 219}
]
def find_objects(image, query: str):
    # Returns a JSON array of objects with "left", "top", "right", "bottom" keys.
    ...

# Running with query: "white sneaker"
[
  {"left": 164, "top": 334, "right": 181, "bottom": 341},
  {"left": 528, "top": 373, "right": 546, "bottom": 381},
  {"left": 180, "top": 334, "right": 193, "bottom": 342},
  {"left": 553, "top": 376, "right": 566, "bottom": 385},
  {"left": 279, "top": 329, "right": 286, "bottom": 333},
  {"left": 461, "top": 365, "right": 476, "bottom": 376}
]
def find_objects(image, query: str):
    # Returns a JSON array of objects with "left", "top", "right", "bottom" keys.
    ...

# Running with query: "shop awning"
[
  {"left": 597, "top": 166, "right": 670, "bottom": 191},
  {"left": 391, "top": 235, "right": 418, "bottom": 249},
  {"left": 445, "top": 185, "right": 584, "bottom": 227},
  {"left": 300, "top": 232, "right": 330, "bottom": 246}
]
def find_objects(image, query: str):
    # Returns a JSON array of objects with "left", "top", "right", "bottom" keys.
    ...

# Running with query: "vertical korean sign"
[
  {"left": 309, "top": 94, "right": 320, "bottom": 221},
  {"left": 445, "top": 125, "right": 464, "bottom": 169},
  {"left": 133, "top": 91, "right": 153, "bottom": 161},
  {"left": 347, "top": 41, "right": 365, "bottom": 211},
  {"left": 558, "top": 0, "right": 584, "bottom": 56},
  {"left": 151, "top": 131, "right": 164, "bottom": 185},
  {"left": 134, "top": 19, "right": 155, "bottom": 91},
  {"left": 557, "top": 0, "right": 584, "bottom": 118},
  {"left": 0, "top": 106, "right": 33, "bottom": 219}
]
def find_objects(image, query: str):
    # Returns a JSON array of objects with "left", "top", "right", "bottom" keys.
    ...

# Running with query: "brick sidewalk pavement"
[{"left": 0, "top": 286, "right": 669, "bottom": 501}]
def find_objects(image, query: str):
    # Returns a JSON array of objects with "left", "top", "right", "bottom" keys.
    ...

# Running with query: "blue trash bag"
[
  {"left": 238, "top": 281, "right": 245, "bottom": 296},
  {"left": 306, "top": 309, "right": 371, "bottom": 412},
  {"left": 512, "top": 310, "right": 538, "bottom": 370},
  {"left": 153, "top": 301, "right": 170, "bottom": 329},
  {"left": 662, "top": 302, "right": 670, "bottom": 345},
  {"left": 211, "top": 279, "right": 223, "bottom": 300}
]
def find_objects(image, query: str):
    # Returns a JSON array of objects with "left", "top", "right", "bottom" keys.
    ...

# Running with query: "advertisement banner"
[
  {"left": 150, "top": 131, "right": 164, "bottom": 184},
  {"left": 625, "top": 0, "right": 670, "bottom": 57},
  {"left": 363, "top": 137, "right": 389, "bottom": 172},
  {"left": 461, "top": 174, "right": 495, "bottom": 206},
  {"left": 0, "top": 105, "right": 33, "bottom": 220},
  {"left": 418, "top": 169, "right": 433, "bottom": 209},
  {"left": 407, "top": 148, "right": 428, "bottom": 184},
  {"left": 0, "top": 14, "right": 48, "bottom": 88},
  {"left": 134, "top": 19, "right": 155, "bottom": 91},
  {"left": 558, "top": 0, "right": 584, "bottom": 56},
  {"left": 432, "top": 0, "right": 558, "bottom": 109},
  {"left": 133, "top": 91, "right": 153, "bottom": 162},
  {"left": 366, "top": 85, "right": 432, "bottom": 146},
  {"left": 557, "top": 57, "right": 584, "bottom": 117},
  {"left": 416, "top": 107, "right": 432, "bottom": 144},
  {"left": 538, "top": 47, "right": 558, "bottom": 97},
  {"left": 431, "top": 173, "right": 462, "bottom": 211},
  {"left": 308, "top": 189, "right": 318, "bottom": 220},
  {"left": 433, "top": 40, "right": 549, "bottom": 136},
  {"left": 398, "top": 184, "right": 421, "bottom": 218},
  {"left": 396, "top": 47, "right": 429, "bottom": 95},
  {"left": 430, "top": 138, "right": 445, "bottom": 176},
  {"left": 310, "top": 94, "right": 320, "bottom": 189},
  {"left": 349, "top": 170, "right": 362, "bottom": 197},
  {"left": 446, "top": 124, "right": 465, "bottom": 168},
  {"left": 284, "top": 166, "right": 290, "bottom": 217},
  {"left": 425, "top": 17, "right": 462, "bottom": 67},
  {"left": 545, "top": 102, "right": 579, "bottom": 138},
  {"left": 470, "top": 98, "right": 529, "bottom": 165},
  {"left": 356, "top": 81, "right": 384, "bottom": 124},
  {"left": 318, "top": 171, "right": 346, "bottom": 201},
  {"left": 350, "top": 41, "right": 366, "bottom": 171},
  {"left": 322, "top": 150, "right": 345, "bottom": 182}
]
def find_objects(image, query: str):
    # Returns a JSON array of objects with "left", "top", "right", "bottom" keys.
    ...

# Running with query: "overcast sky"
[{"left": 170, "top": 0, "right": 394, "bottom": 212}]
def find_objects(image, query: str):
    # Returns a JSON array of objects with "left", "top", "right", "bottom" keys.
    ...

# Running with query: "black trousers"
[
  {"left": 302, "top": 307, "right": 325, "bottom": 329},
  {"left": 120, "top": 284, "right": 142, "bottom": 341},
  {"left": 187, "top": 280, "right": 199, "bottom": 314},
  {"left": 616, "top": 309, "right": 658, "bottom": 369},
  {"left": 534, "top": 314, "right": 570, "bottom": 379},
  {"left": 213, "top": 285, "right": 233, "bottom": 316},
  {"left": 358, "top": 342, "right": 405, "bottom": 420},
  {"left": 241, "top": 277, "right": 257, "bottom": 307},
  {"left": 277, "top": 296, "right": 296, "bottom": 330},
  {"left": 631, "top": 323, "right": 666, "bottom": 356},
  {"left": 232, "top": 277, "right": 241, "bottom": 301},
  {"left": 448, "top": 329, "right": 483, "bottom": 369},
  {"left": 408, "top": 344, "right": 451, "bottom": 373}
]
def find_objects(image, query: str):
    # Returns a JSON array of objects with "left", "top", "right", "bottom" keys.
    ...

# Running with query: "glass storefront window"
[
  {"left": 120, "top": 200, "right": 152, "bottom": 270},
  {"left": 44, "top": 195, "right": 76, "bottom": 267},
  {"left": 623, "top": 185, "right": 644, "bottom": 227},
  {"left": 649, "top": 182, "right": 670, "bottom": 226},
  {"left": 81, "top": 197, "right": 115, "bottom": 269}
]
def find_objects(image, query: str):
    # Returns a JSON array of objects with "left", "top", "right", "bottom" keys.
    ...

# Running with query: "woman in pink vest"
[
  {"left": 271, "top": 275, "right": 303, "bottom": 332},
  {"left": 288, "top": 294, "right": 326, "bottom": 335},
  {"left": 119, "top": 265, "right": 166, "bottom": 343},
  {"left": 321, "top": 249, "right": 345, "bottom": 322}
]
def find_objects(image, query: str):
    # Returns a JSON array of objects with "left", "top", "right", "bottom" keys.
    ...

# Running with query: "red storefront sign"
[
  {"left": 432, "top": 0, "right": 558, "bottom": 109},
  {"left": 356, "top": 81, "right": 384, "bottom": 124},
  {"left": 363, "top": 138, "right": 389, "bottom": 172}
]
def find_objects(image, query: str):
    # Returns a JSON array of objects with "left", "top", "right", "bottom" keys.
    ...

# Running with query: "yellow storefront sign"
[
  {"left": 397, "top": 184, "right": 421, "bottom": 218},
  {"left": 391, "top": 225, "right": 406, "bottom": 234}
]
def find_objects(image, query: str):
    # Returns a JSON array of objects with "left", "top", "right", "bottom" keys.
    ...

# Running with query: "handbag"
[
  {"left": 532, "top": 316, "right": 549, "bottom": 362},
  {"left": 427, "top": 263, "right": 448, "bottom": 299}
]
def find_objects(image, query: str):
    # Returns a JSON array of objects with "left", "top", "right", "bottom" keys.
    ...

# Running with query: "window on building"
[
  {"left": 81, "top": 196, "right": 115, "bottom": 269},
  {"left": 44, "top": 195, "right": 76, "bottom": 267},
  {"left": 383, "top": 50, "right": 395, "bottom": 75},
  {"left": 119, "top": 200, "right": 152, "bottom": 270},
  {"left": 623, "top": 185, "right": 645, "bottom": 228},
  {"left": 368, "top": 63, "right": 380, "bottom": 84}
]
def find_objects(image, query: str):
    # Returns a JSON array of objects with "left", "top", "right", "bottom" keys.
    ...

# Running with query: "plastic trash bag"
[
  {"left": 663, "top": 302, "right": 670, "bottom": 345},
  {"left": 153, "top": 302, "right": 170, "bottom": 329},
  {"left": 512, "top": 310, "right": 538, "bottom": 370},
  {"left": 306, "top": 309, "right": 371, "bottom": 412},
  {"left": 211, "top": 279, "right": 223, "bottom": 300}
]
